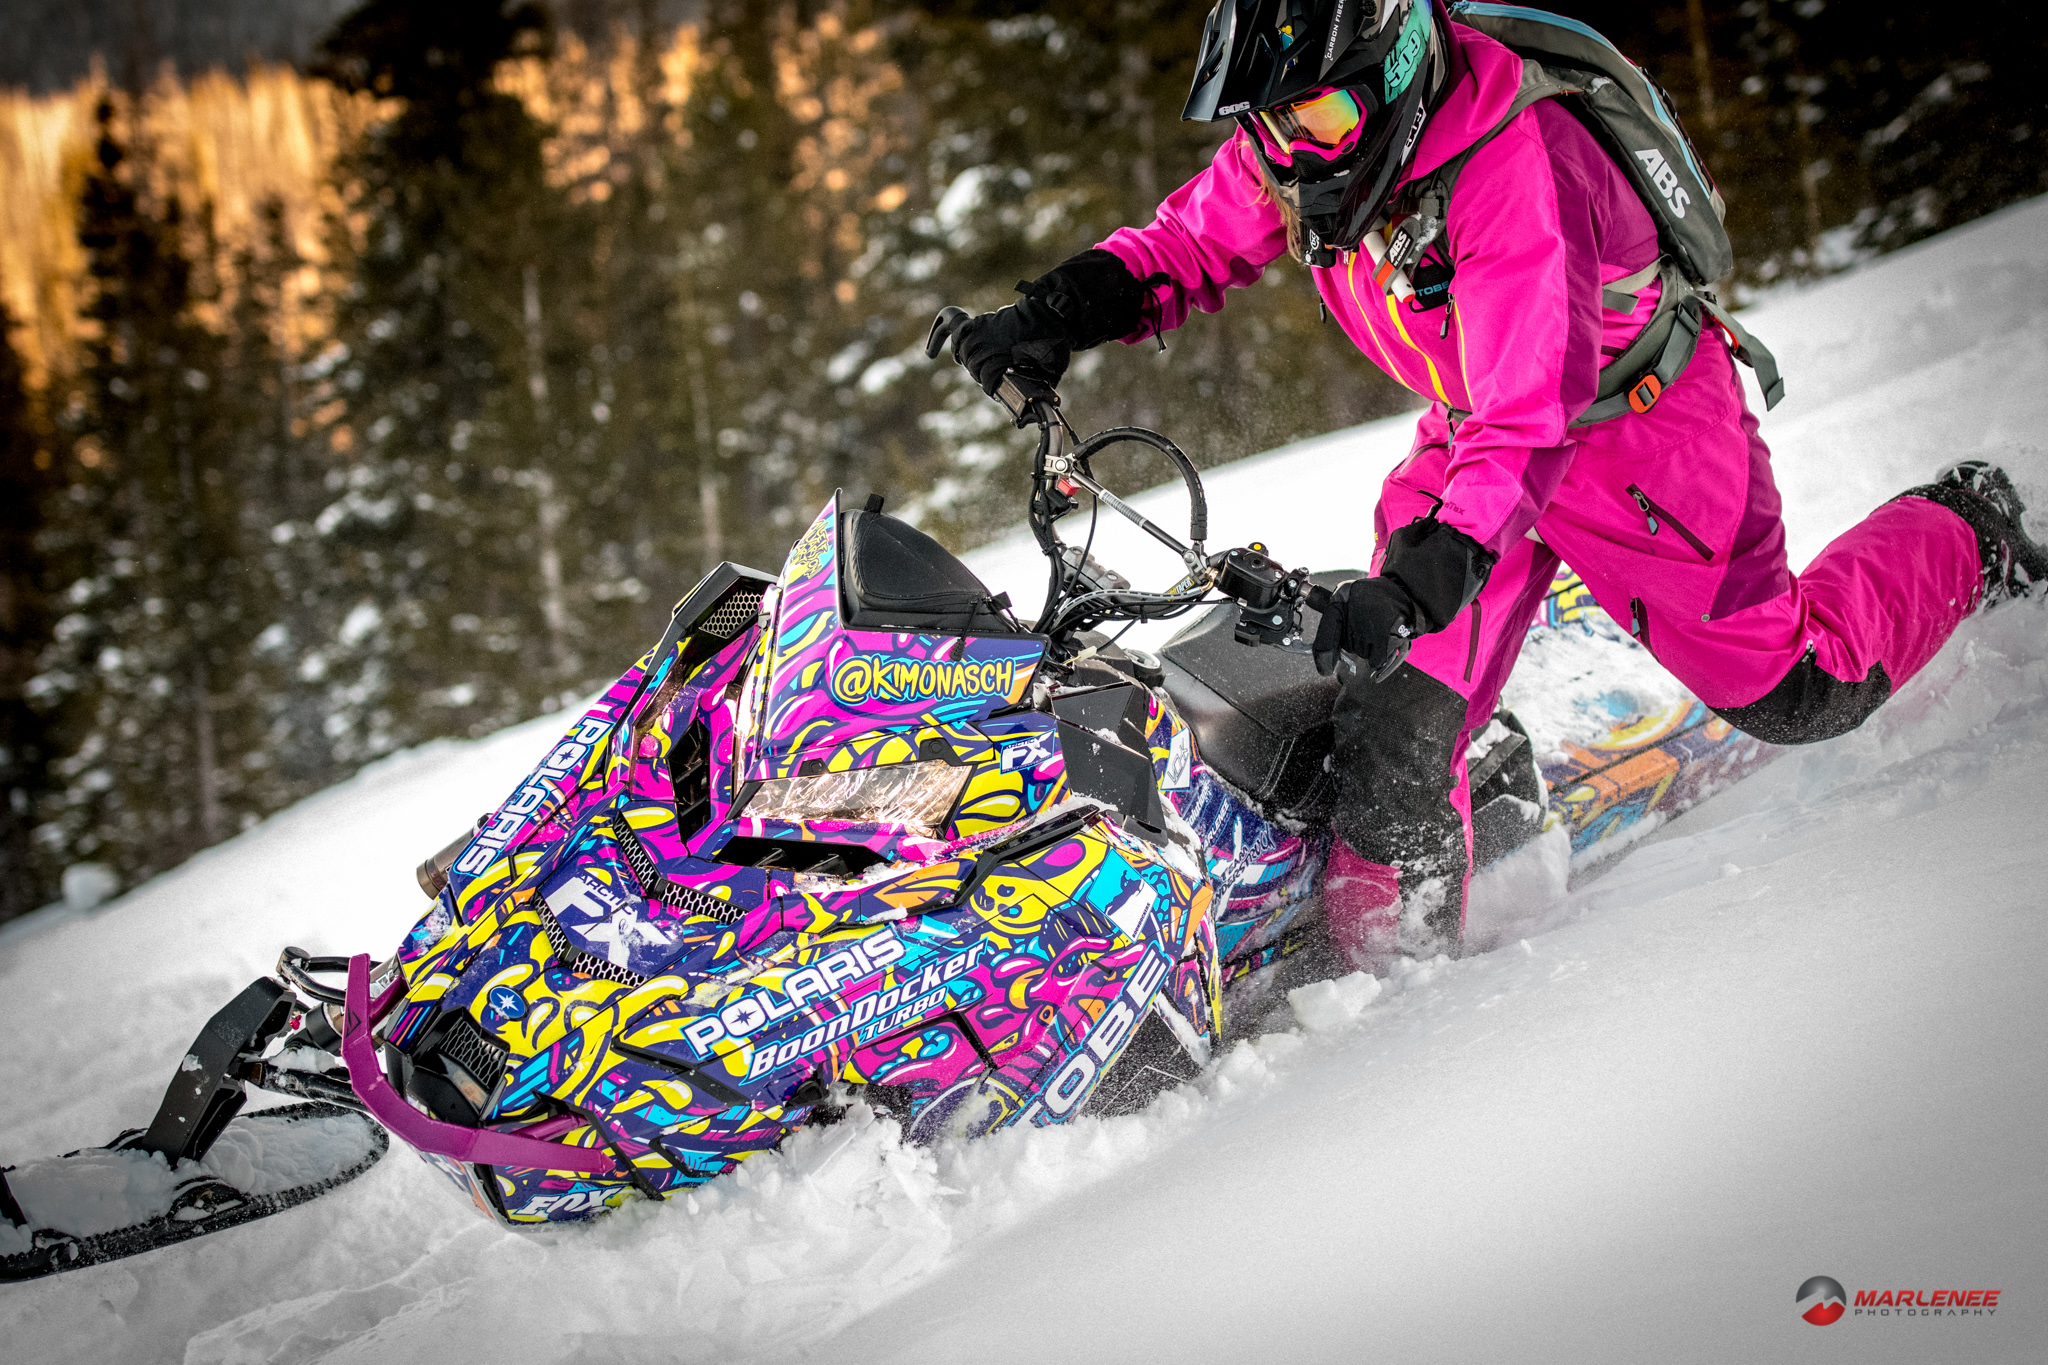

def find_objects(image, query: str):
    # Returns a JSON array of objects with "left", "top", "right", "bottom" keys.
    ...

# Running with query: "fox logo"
[{"left": 1634, "top": 148, "right": 1691, "bottom": 220}]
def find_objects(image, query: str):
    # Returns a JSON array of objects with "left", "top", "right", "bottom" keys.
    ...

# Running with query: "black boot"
[{"left": 1896, "top": 461, "right": 2048, "bottom": 609}]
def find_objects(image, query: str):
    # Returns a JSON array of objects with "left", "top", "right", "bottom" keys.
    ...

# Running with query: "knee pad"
[{"left": 1711, "top": 651, "right": 1892, "bottom": 745}]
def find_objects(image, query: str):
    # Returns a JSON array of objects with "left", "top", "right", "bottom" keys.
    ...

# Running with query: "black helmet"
[{"left": 1183, "top": 0, "right": 1449, "bottom": 260}]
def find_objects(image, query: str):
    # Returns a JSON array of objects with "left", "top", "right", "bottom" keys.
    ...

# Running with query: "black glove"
[
  {"left": 1309, "top": 516, "right": 1497, "bottom": 680},
  {"left": 950, "top": 296, "right": 1072, "bottom": 396},
  {"left": 948, "top": 249, "right": 1160, "bottom": 395},
  {"left": 1310, "top": 577, "right": 1417, "bottom": 681}
]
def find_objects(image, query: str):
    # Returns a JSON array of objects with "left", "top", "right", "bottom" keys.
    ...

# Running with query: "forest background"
[{"left": 0, "top": 0, "right": 2042, "bottom": 923}]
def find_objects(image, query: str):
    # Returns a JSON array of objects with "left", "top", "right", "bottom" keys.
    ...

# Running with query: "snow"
[
  {"left": 0, "top": 1111, "right": 379, "bottom": 1248},
  {"left": 6, "top": 197, "right": 2048, "bottom": 1362}
]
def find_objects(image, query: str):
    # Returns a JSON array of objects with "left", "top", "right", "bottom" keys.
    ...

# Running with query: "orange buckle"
[{"left": 1627, "top": 373, "right": 1663, "bottom": 414}]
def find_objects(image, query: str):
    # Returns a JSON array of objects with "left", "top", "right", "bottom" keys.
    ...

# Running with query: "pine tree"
[
  {"left": 662, "top": 0, "right": 863, "bottom": 569},
  {"left": 555, "top": 1, "right": 719, "bottom": 634},
  {"left": 224, "top": 198, "right": 339, "bottom": 813},
  {"left": 312, "top": 0, "right": 597, "bottom": 753},
  {"left": 0, "top": 298, "right": 54, "bottom": 920},
  {"left": 37, "top": 98, "right": 253, "bottom": 888}
]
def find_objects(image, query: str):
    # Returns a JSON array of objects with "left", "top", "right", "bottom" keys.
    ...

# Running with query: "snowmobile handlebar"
[
  {"left": 927, "top": 306, "right": 1208, "bottom": 557},
  {"left": 928, "top": 305, "right": 1315, "bottom": 647}
]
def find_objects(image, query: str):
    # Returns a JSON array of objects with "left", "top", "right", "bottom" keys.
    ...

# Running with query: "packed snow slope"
[{"left": 6, "top": 199, "right": 2048, "bottom": 1365}]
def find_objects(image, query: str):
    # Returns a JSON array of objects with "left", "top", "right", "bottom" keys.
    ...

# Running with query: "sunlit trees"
[
  {"left": 34, "top": 101, "right": 263, "bottom": 885},
  {"left": 309, "top": 0, "right": 590, "bottom": 756},
  {"left": 2, "top": 0, "right": 2045, "bottom": 920}
]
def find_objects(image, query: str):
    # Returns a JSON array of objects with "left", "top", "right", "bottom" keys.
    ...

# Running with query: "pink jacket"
[{"left": 1098, "top": 22, "right": 1664, "bottom": 559}]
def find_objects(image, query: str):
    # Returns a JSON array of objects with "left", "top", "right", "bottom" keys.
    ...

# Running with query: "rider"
[{"left": 941, "top": 0, "right": 2048, "bottom": 966}]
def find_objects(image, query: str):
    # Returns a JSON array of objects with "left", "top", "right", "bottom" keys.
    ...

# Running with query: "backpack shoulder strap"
[
  {"left": 1571, "top": 265, "right": 1786, "bottom": 424},
  {"left": 1415, "top": 59, "right": 1573, "bottom": 218},
  {"left": 1374, "top": 58, "right": 1788, "bottom": 419},
  {"left": 1374, "top": 59, "right": 1573, "bottom": 281},
  {"left": 1699, "top": 292, "right": 1786, "bottom": 410}
]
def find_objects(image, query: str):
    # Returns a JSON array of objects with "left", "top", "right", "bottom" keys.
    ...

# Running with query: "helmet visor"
[{"left": 1251, "top": 87, "right": 1367, "bottom": 162}]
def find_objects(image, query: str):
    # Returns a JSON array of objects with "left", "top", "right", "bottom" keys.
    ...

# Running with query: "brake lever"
[
  {"left": 995, "top": 371, "right": 1062, "bottom": 427},
  {"left": 924, "top": 308, "right": 1065, "bottom": 431},
  {"left": 924, "top": 306, "right": 968, "bottom": 360}
]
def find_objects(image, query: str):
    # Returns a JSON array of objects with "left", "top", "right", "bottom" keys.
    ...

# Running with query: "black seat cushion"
[{"left": 839, "top": 510, "right": 1022, "bottom": 635}]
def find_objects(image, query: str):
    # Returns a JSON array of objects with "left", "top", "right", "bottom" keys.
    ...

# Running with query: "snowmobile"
[{"left": 1, "top": 316, "right": 1777, "bottom": 1277}]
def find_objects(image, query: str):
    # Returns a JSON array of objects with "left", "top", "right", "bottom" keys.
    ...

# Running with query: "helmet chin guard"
[{"left": 1184, "top": 0, "right": 1449, "bottom": 257}]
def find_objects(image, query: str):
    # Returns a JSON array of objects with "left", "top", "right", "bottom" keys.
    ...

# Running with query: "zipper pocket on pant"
[
  {"left": 1629, "top": 596, "right": 1652, "bottom": 651},
  {"left": 1626, "top": 483, "right": 1715, "bottom": 562},
  {"left": 1463, "top": 599, "right": 1483, "bottom": 683}
]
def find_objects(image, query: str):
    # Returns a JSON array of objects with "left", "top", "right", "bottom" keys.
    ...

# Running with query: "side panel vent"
[
  {"left": 698, "top": 588, "right": 763, "bottom": 642},
  {"left": 534, "top": 897, "right": 649, "bottom": 987},
  {"left": 617, "top": 821, "right": 748, "bottom": 924},
  {"left": 670, "top": 719, "right": 714, "bottom": 844}
]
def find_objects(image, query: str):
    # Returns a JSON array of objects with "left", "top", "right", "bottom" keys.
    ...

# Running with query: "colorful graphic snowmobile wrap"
[
  {"left": 361, "top": 499, "right": 1775, "bottom": 1228},
  {"left": 379, "top": 497, "right": 1223, "bottom": 1225},
  {"left": 1527, "top": 565, "right": 1779, "bottom": 861}
]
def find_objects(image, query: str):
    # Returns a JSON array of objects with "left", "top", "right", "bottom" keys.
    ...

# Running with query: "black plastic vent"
[
  {"left": 439, "top": 1011, "right": 509, "bottom": 1093},
  {"left": 698, "top": 588, "right": 763, "bottom": 641},
  {"left": 669, "top": 719, "right": 715, "bottom": 844},
  {"left": 616, "top": 819, "right": 747, "bottom": 924},
  {"left": 715, "top": 836, "right": 887, "bottom": 877}
]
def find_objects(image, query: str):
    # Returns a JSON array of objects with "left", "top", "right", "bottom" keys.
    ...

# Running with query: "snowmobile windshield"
[
  {"left": 740, "top": 496, "right": 1045, "bottom": 779},
  {"left": 838, "top": 507, "right": 1020, "bottom": 637}
]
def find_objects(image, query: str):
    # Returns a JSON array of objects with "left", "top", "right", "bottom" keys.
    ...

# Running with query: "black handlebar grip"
[
  {"left": 925, "top": 306, "right": 970, "bottom": 361},
  {"left": 1180, "top": 454, "right": 1208, "bottom": 546}
]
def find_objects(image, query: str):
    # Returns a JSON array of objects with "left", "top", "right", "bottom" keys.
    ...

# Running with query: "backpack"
[{"left": 1367, "top": 2, "right": 1783, "bottom": 424}]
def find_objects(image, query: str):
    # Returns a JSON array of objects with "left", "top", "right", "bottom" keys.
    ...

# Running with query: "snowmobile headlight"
[{"left": 741, "top": 760, "right": 971, "bottom": 836}]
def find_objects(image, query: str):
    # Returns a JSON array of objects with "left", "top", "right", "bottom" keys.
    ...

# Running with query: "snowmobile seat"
[
  {"left": 839, "top": 507, "right": 1024, "bottom": 635},
  {"left": 1158, "top": 570, "right": 1362, "bottom": 814}
]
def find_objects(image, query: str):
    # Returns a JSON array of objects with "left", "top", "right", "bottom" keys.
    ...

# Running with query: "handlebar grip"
[
  {"left": 1182, "top": 457, "right": 1208, "bottom": 545},
  {"left": 925, "top": 306, "right": 970, "bottom": 360}
]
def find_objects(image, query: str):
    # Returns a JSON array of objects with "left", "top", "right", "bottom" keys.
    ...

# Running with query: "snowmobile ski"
[{"left": 0, "top": 1101, "right": 386, "bottom": 1282}]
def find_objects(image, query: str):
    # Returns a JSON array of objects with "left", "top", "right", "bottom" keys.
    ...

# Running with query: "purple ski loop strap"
[{"left": 342, "top": 954, "right": 622, "bottom": 1176}]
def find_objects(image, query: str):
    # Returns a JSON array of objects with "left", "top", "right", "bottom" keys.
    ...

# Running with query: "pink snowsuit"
[{"left": 1097, "top": 22, "right": 1981, "bottom": 949}]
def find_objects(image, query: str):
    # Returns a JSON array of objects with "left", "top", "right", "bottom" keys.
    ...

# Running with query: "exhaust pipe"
[{"left": 415, "top": 816, "right": 488, "bottom": 898}]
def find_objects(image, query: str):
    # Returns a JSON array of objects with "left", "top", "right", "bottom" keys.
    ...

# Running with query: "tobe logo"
[
  {"left": 1019, "top": 945, "right": 1170, "bottom": 1127},
  {"left": 1634, "top": 148, "right": 1691, "bottom": 219}
]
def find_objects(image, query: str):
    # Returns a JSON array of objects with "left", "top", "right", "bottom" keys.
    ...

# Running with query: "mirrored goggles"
[{"left": 1252, "top": 87, "right": 1367, "bottom": 155}]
